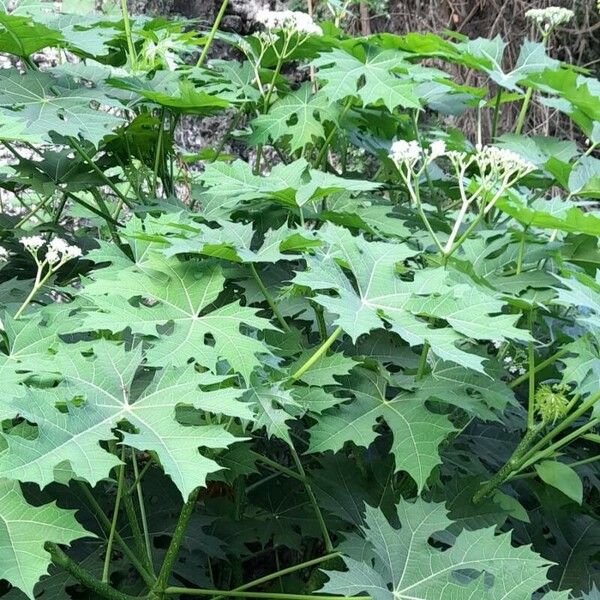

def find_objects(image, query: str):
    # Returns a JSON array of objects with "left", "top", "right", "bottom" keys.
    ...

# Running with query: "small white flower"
[
  {"left": 492, "top": 340, "right": 502, "bottom": 349},
  {"left": 46, "top": 249, "right": 61, "bottom": 264},
  {"left": 389, "top": 140, "right": 422, "bottom": 165},
  {"left": 0, "top": 245, "right": 8, "bottom": 262},
  {"left": 525, "top": 7, "right": 574, "bottom": 28},
  {"left": 256, "top": 9, "right": 322, "bottom": 36},
  {"left": 475, "top": 145, "right": 536, "bottom": 176},
  {"left": 48, "top": 237, "right": 70, "bottom": 254},
  {"left": 429, "top": 140, "right": 446, "bottom": 160},
  {"left": 518, "top": 367, "right": 527, "bottom": 375},
  {"left": 504, "top": 356, "right": 513, "bottom": 364},
  {"left": 20, "top": 235, "right": 46, "bottom": 252},
  {"left": 64, "top": 245, "right": 82, "bottom": 259}
]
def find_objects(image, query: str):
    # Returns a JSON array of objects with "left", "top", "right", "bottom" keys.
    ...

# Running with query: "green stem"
[
  {"left": 69, "top": 137, "right": 133, "bottom": 208},
  {"left": 289, "top": 445, "right": 334, "bottom": 553},
  {"left": 232, "top": 552, "right": 339, "bottom": 594},
  {"left": 472, "top": 426, "right": 540, "bottom": 503},
  {"left": 120, "top": 0, "right": 137, "bottom": 70},
  {"left": 210, "top": 104, "right": 246, "bottom": 163},
  {"left": 122, "top": 490, "right": 147, "bottom": 568},
  {"left": 15, "top": 193, "right": 54, "bottom": 228},
  {"left": 152, "top": 109, "right": 167, "bottom": 195},
  {"left": 131, "top": 449, "right": 154, "bottom": 572},
  {"left": 527, "top": 310, "right": 536, "bottom": 431},
  {"left": 76, "top": 482, "right": 155, "bottom": 587},
  {"left": 127, "top": 457, "right": 153, "bottom": 494},
  {"left": 516, "top": 393, "right": 600, "bottom": 468},
  {"left": 14, "top": 266, "right": 52, "bottom": 320},
  {"left": 416, "top": 341, "right": 430, "bottom": 380},
  {"left": 103, "top": 446, "right": 127, "bottom": 583},
  {"left": 154, "top": 488, "right": 200, "bottom": 594},
  {"left": 197, "top": 0, "right": 230, "bottom": 67},
  {"left": 255, "top": 454, "right": 306, "bottom": 483},
  {"left": 290, "top": 326, "right": 343, "bottom": 381},
  {"left": 517, "top": 418, "right": 599, "bottom": 472},
  {"left": 509, "top": 347, "right": 569, "bottom": 389},
  {"left": 514, "top": 87, "right": 533, "bottom": 135},
  {"left": 90, "top": 188, "right": 125, "bottom": 247},
  {"left": 516, "top": 226, "right": 527, "bottom": 275},
  {"left": 313, "top": 303, "right": 327, "bottom": 340},
  {"left": 164, "top": 590, "right": 370, "bottom": 600},
  {"left": 315, "top": 98, "right": 353, "bottom": 168},
  {"left": 491, "top": 90, "right": 502, "bottom": 140},
  {"left": 250, "top": 263, "right": 290, "bottom": 332},
  {"left": 46, "top": 543, "right": 141, "bottom": 600}
]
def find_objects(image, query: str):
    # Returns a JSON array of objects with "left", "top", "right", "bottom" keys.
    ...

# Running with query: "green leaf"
[
  {"left": 200, "top": 158, "right": 379, "bottom": 208},
  {"left": 0, "top": 12, "right": 63, "bottom": 57},
  {"left": 159, "top": 220, "right": 317, "bottom": 263},
  {"left": 313, "top": 47, "right": 421, "bottom": 111},
  {"left": 293, "top": 224, "right": 527, "bottom": 371},
  {"left": 245, "top": 383, "right": 299, "bottom": 445},
  {"left": 80, "top": 256, "right": 276, "bottom": 383},
  {"left": 108, "top": 72, "right": 229, "bottom": 114},
  {"left": 308, "top": 369, "right": 455, "bottom": 491},
  {"left": 320, "top": 499, "right": 553, "bottom": 600},
  {"left": 535, "top": 460, "right": 583, "bottom": 504},
  {"left": 289, "top": 351, "right": 356, "bottom": 386},
  {"left": 496, "top": 192, "right": 600, "bottom": 237},
  {"left": 249, "top": 83, "right": 337, "bottom": 152},
  {"left": 413, "top": 362, "right": 516, "bottom": 421},
  {"left": 569, "top": 156, "right": 600, "bottom": 198},
  {"left": 458, "top": 38, "right": 558, "bottom": 91},
  {"left": 0, "top": 342, "right": 245, "bottom": 498},
  {"left": 0, "top": 479, "right": 90, "bottom": 598},
  {"left": 560, "top": 336, "right": 600, "bottom": 397},
  {"left": 0, "top": 70, "right": 124, "bottom": 145}
]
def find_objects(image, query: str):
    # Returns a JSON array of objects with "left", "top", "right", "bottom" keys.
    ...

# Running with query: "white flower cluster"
[
  {"left": 389, "top": 139, "right": 446, "bottom": 169},
  {"left": 503, "top": 355, "right": 526, "bottom": 376},
  {"left": 474, "top": 145, "right": 536, "bottom": 178},
  {"left": 447, "top": 144, "right": 535, "bottom": 188},
  {"left": 256, "top": 9, "right": 323, "bottom": 36},
  {"left": 525, "top": 6, "right": 574, "bottom": 30},
  {"left": 389, "top": 140, "right": 421, "bottom": 166},
  {"left": 20, "top": 235, "right": 82, "bottom": 265},
  {"left": 0, "top": 245, "right": 8, "bottom": 262}
]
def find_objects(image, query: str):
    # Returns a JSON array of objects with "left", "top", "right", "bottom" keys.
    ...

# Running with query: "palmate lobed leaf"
[
  {"left": 312, "top": 47, "right": 422, "bottom": 111},
  {"left": 321, "top": 500, "right": 555, "bottom": 600},
  {"left": 308, "top": 369, "right": 455, "bottom": 491},
  {"left": 0, "top": 341, "right": 248, "bottom": 499},
  {"left": 249, "top": 83, "right": 338, "bottom": 153},
  {"left": 0, "top": 70, "right": 125, "bottom": 146},
  {"left": 0, "top": 479, "right": 91, "bottom": 598},
  {"left": 79, "top": 255, "right": 276, "bottom": 383},
  {"left": 293, "top": 224, "right": 529, "bottom": 372}
]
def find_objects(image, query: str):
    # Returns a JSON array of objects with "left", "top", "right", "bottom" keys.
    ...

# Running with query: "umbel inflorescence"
[{"left": 388, "top": 140, "right": 536, "bottom": 256}]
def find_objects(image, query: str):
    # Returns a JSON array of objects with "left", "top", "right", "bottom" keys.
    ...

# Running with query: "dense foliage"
[{"left": 0, "top": 1, "right": 600, "bottom": 598}]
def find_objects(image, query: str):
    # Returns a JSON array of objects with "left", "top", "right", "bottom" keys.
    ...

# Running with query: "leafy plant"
[{"left": 0, "top": 1, "right": 598, "bottom": 599}]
